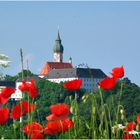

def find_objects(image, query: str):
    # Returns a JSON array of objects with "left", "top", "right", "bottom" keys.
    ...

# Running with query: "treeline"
[{"left": 4, "top": 70, "right": 140, "bottom": 122}]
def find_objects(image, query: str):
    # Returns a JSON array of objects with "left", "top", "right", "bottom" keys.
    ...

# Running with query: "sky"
[{"left": 0, "top": 1, "right": 140, "bottom": 86}]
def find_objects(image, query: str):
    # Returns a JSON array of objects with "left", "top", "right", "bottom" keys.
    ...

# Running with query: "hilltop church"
[{"left": 39, "top": 31, "right": 106, "bottom": 92}]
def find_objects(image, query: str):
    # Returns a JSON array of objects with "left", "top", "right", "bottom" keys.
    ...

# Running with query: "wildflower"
[
  {"left": 137, "top": 115, "right": 140, "bottom": 124},
  {"left": 30, "top": 131, "right": 44, "bottom": 139},
  {"left": 18, "top": 79, "right": 38, "bottom": 98},
  {"left": 98, "top": 77, "right": 117, "bottom": 90},
  {"left": 129, "top": 130, "right": 140, "bottom": 135},
  {"left": 11, "top": 100, "right": 36, "bottom": 119},
  {"left": 46, "top": 104, "right": 70, "bottom": 121},
  {"left": 45, "top": 118, "right": 74, "bottom": 134},
  {"left": 0, "top": 87, "right": 15, "bottom": 104},
  {"left": 63, "top": 79, "right": 82, "bottom": 91},
  {"left": 123, "top": 133, "right": 133, "bottom": 139},
  {"left": 124, "top": 122, "right": 136, "bottom": 132},
  {"left": 111, "top": 66, "right": 124, "bottom": 79},
  {"left": 18, "top": 80, "right": 30, "bottom": 91},
  {"left": 0, "top": 108, "right": 10, "bottom": 125},
  {"left": 23, "top": 122, "right": 44, "bottom": 139}
]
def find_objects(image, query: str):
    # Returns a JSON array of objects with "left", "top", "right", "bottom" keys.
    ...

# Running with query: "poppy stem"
[{"left": 74, "top": 92, "right": 77, "bottom": 101}]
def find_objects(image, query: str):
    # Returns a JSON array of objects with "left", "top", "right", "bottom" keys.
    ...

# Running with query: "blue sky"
[{"left": 0, "top": 1, "right": 140, "bottom": 86}]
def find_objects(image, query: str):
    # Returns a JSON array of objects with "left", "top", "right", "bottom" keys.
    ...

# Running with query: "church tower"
[{"left": 53, "top": 31, "right": 64, "bottom": 62}]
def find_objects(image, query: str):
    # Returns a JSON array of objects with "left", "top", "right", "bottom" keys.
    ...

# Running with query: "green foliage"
[
  {"left": 18, "top": 69, "right": 36, "bottom": 78},
  {"left": 32, "top": 79, "right": 84, "bottom": 124},
  {"left": 103, "top": 78, "right": 140, "bottom": 121},
  {"left": 4, "top": 70, "right": 36, "bottom": 81},
  {"left": 1, "top": 76, "right": 140, "bottom": 139},
  {"left": 4, "top": 75, "right": 18, "bottom": 81}
]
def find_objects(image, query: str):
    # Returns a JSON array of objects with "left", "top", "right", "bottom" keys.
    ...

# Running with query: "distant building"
[
  {"left": 0, "top": 81, "right": 15, "bottom": 89},
  {"left": 39, "top": 31, "right": 106, "bottom": 92},
  {"left": 45, "top": 68, "right": 106, "bottom": 92}
]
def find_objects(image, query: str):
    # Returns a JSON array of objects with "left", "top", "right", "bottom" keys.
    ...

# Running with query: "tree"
[
  {"left": 0, "top": 54, "right": 11, "bottom": 80},
  {"left": 4, "top": 70, "right": 36, "bottom": 81}
]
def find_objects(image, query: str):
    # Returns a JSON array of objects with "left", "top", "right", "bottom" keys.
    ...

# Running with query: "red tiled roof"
[{"left": 40, "top": 62, "right": 73, "bottom": 76}]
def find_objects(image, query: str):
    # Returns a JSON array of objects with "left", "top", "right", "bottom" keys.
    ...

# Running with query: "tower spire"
[
  {"left": 53, "top": 31, "right": 64, "bottom": 62},
  {"left": 56, "top": 30, "right": 61, "bottom": 41}
]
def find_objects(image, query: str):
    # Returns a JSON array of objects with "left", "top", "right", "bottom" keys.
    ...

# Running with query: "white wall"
[
  {"left": 47, "top": 77, "right": 102, "bottom": 93},
  {"left": 48, "top": 77, "right": 78, "bottom": 83},
  {"left": 11, "top": 82, "right": 22, "bottom": 100}
]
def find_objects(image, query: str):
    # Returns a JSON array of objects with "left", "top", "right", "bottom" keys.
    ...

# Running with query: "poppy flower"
[
  {"left": 137, "top": 115, "right": 140, "bottom": 124},
  {"left": 123, "top": 133, "right": 133, "bottom": 139},
  {"left": 111, "top": 66, "right": 124, "bottom": 79},
  {"left": 45, "top": 118, "right": 74, "bottom": 134},
  {"left": 23, "top": 122, "right": 44, "bottom": 139},
  {"left": 30, "top": 131, "right": 44, "bottom": 139},
  {"left": 28, "top": 81, "right": 38, "bottom": 98},
  {"left": 64, "top": 118, "right": 74, "bottom": 129},
  {"left": 124, "top": 122, "right": 136, "bottom": 132},
  {"left": 18, "top": 80, "right": 30, "bottom": 91},
  {"left": 46, "top": 104, "right": 70, "bottom": 121},
  {"left": 11, "top": 100, "right": 36, "bottom": 119},
  {"left": 0, "top": 87, "right": 15, "bottom": 104},
  {"left": 44, "top": 121, "right": 58, "bottom": 134},
  {"left": 98, "top": 77, "right": 117, "bottom": 90},
  {"left": 63, "top": 79, "right": 82, "bottom": 91},
  {"left": 18, "top": 79, "right": 38, "bottom": 98},
  {"left": 0, "top": 108, "right": 10, "bottom": 125}
]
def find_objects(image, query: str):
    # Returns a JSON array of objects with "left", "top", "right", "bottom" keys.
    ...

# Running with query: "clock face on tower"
[{"left": 54, "top": 53, "right": 61, "bottom": 62}]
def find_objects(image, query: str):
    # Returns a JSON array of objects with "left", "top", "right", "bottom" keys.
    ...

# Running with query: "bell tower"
[{"left": 53, "top": 31, "right": 64, "bottom": 62}]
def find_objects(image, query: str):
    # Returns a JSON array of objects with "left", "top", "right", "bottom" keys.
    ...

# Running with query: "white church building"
[{"left": 40, "top": 31, "right": 106, "bottom": 92}]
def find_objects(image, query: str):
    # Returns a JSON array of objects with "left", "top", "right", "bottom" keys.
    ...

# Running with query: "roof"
[
  {"left": 76, "top": 68, "right": 107, "bottom": 78},
  {"left": 45, "top": 68, "right": 107, "bottom": 79},
  {"left": 40, "top": 62, "right": 73, "bottom": 76},
  {"left": 45, "top": 68, "right": 77, "bottom": 79},
  {"left": 0, "top": 81, "right": 16, "bottom": 88}
]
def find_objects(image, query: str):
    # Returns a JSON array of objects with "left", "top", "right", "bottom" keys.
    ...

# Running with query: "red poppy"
[
  {"left": 137, "top": 115, "right": 140, "bottom": 124},
  {"left": 18, "top": 80, "right": 30, "bottom": 91},
  {"left": 0, "top": 87, "right": 15, "bottom": 104},
  {"left": 63, "top": 79, "right": 82, "bottom": 91},
  {"left": 28, "top": 80, "right": 38, "bottom": 98},
  {"left": 124, "top": 122, "right": 136, "bottom": 132},
  {"left": 123, "top": 133, "right": 133, "bottom": 140},
  {"left": 30, "top": 131, "right": 44, "bottom": 139},
  {"left": 23, "top": 122, "right": 44, "bottom": 139},
  {"left": 98, "top": 77, "right": 117, "bottom": 90},
  {"left": 111, "top": 66, "right": 124, "bottom": 79},
  {"left": 18, "top": 79, "right": 38, "bottom": 98},
  {"left": 44, "top": 120, "right": 58, "bottom": 134},
  {"left": 46, "top": 104, "right": 70, "bottom": 121},
  {"left": 0, "top": 108, "right": 10, "bottom": 125},
  {"left": 45, "top": 118, "right": 74, "bottom": 134},
  {"left": 64, "top": 118, "right": 74, "bottom": 129},
  {"left": 11, "top": 100, "right": 36, "bottom": 119}
]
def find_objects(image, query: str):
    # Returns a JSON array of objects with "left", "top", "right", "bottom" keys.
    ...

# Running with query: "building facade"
[
  {"left": 39, "top": 31, "right": 107, "bottom": 92},
  {"left": 45, "top": 68, "right": 106, "bottom": 92}
]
